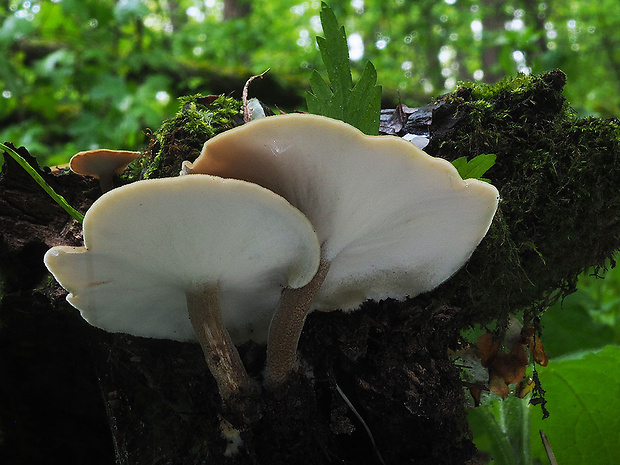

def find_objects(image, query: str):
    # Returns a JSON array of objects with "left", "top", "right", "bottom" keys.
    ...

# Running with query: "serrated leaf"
[
  {"left": 348, "top": 61, "right": 382, "bottom": 132},
  {"left": 306, "top": 2, "right": 381, "bottom": 135},
  {"left": 356, "top": 85, "right": 382, "bottom": 136},
  {"left": 309, "top": 70, "right": 333, "bottom": 104},
  {"left": 350, "top": 61, "right": 378, "bottom": 107},
  {"left": 452, "top": 154, "right": 497, "bottom": 181},
  {"left": 307, "top": 70, "right": 334, "bottom": 117},
  {"left": 315, "top": 7, "right": 351, "bottom": 99},
  {"left": 306, "top": 91, "right": 321, "bottom": 116}
]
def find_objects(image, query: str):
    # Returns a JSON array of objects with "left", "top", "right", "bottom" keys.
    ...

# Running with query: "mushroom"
[
  {"left": 44, "top": 175, "right": 320, "bottom": 398},
  {"left": 70, "top": 149, "right": 141, "bottom": 192},
  {"left": 182, "top": 114, "right": 500, "bottom": 384}
]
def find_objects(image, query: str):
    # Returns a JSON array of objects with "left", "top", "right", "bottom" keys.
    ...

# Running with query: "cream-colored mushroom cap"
[
  {"left": 44, "top": 175, "right": 321, "bottom": 343},
  {"left": 70, "top": 149, "right": 140, "bottom": 178},
  {"left": 184, "top": 114, "right": 500, "bottom": 310}
]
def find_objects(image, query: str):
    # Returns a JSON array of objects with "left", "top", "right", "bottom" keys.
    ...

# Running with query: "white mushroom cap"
[
  {"left": 184, "top": 114, "right": 499, "bottom": 311},
  {"left": 44, "top": 175, "right": 321, "bottom": 343}
]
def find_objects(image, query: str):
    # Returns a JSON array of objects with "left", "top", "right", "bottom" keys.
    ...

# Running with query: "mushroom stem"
[
  {"left": 186, "top": 284, "right": 252, "bottom": 399},
  {"left": 98, "top": 172, "right": 115, "bottom": 193},
  {"left": 266, "top": 259, "right": 331, "bottom": 386}
]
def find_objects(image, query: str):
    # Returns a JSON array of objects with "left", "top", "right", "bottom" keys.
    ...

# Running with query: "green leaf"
[
  {"left": 470, "top": 346, "right": 620, "bottom": 465},
  {"left": 307, "top": 70, "right": 338, "bottom": 119},
  {"left": 541, "top": 296, "right": 616, "bottom": 358},
  {"left": 530, "top": 345, "right": 620, "bottom": 465},
  {"left": 452, "top": 153, "right": 496, "bottom": 181},
  {"left": 469, "top": 396, "right": 533, "bottom": 465},
  {"left": 306, "top": 2, "right": 382, "bottom": 135},
  {"left": 348, "top": 61, "right": 382, "bottom": 134},
  {"left": 315, "top": 6, "right": 351, "bottom": 100},
  {"left": 309, "top": 70, "right": 333, "bottom": 108}
]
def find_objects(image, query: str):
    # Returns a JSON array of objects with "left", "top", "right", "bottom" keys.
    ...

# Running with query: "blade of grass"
[{"left": 1, "top": 143, "right": 84, "bottom": 223}]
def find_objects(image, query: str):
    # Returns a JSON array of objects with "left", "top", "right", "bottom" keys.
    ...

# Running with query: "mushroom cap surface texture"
[
  {"left": 184, "top": 114, "right": 500, "bottom": 311},
  {"left": 44, "top": 175, "right": 321, "bottom": 343},
  {"left": 70, "top": 149, "right": 140, "bottom": 177}
]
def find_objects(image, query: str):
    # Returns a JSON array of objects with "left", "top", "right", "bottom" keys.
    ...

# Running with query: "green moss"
[
  {"left": 462, "top": 72, "right": 554, "bottom": 102},
  {"left": 425, "top": 70, "right": 620, "bottom": 330},
  {"left": 125, "top": 94, "right": 242, "bottom": 181}
]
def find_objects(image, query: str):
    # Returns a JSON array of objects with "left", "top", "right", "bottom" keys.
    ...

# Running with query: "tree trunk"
[
  {"left": 2, "top": 70, "right": 620, "bottom": 464},
  {"left": 224, "top": 0, "right": 251, "bottom": 20}
]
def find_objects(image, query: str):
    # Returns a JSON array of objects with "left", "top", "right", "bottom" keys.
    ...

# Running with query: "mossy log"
[{"left": 1, "top": 70, "right": 619, "bottom": 465}]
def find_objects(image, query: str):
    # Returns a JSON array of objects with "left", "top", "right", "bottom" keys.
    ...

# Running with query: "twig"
[
  {"left": 335, "top": 382, "right": 386, "bottom": 465},
  {"left": 242, "top": 68, "right": 270, "bottom": 123},
  {"left": 539, "top": 430, "right": 558, "bottom": 465}
]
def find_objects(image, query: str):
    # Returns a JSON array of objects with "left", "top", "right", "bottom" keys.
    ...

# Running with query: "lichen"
[
  {"left": 425, "top": 70, "right": 620, "bottom": 331},
  {"left": 125, "top": 94, "right": 243, "bottom": 181}
]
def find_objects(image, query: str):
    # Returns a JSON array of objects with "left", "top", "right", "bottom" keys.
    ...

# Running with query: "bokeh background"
[{"left": 2, "top": 0, "right": 620, "bottom": 165}]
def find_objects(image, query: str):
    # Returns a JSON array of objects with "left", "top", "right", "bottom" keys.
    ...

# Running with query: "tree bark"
[{"left": 3, "top": 71, "right": 620, "bottom": 464}]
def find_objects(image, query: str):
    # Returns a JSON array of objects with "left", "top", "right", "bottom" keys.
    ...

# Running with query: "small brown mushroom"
[{"left": 70, "top": 149, "right": 140, "bottom": 192}]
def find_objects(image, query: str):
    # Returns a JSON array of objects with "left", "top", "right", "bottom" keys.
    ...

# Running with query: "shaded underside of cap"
[{"left": 186, "top": 114, "right": 499, "bottom": 311}]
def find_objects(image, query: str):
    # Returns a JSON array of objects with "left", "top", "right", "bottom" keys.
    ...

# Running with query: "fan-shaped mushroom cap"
[
  {"left": 183, "top": 114, "right": 499, "bottom": 310},
  {"left": 44, "top": 175, "right": 321, "bottom": 343},
  {"left": 70, "top": 149, "right": 140, "bottom": 177},
  {"left": 70, "top": 149, "right": 140, "bottom": 191}
]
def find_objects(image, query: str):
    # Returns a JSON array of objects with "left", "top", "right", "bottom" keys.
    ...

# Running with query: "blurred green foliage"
[
  {"left": 2, "top": 0, "right": 620, "bottom": 165},
  {"left": 542, "top": 261, "right": 620, "bottom": 358}
]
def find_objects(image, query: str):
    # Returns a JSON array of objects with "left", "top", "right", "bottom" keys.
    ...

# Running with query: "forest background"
[
  {"left": 3, "top": 0, "right": 620, "bottom": 164},
  {"left": 2, "top": 0, "right": 620, "bottom": 464}
]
